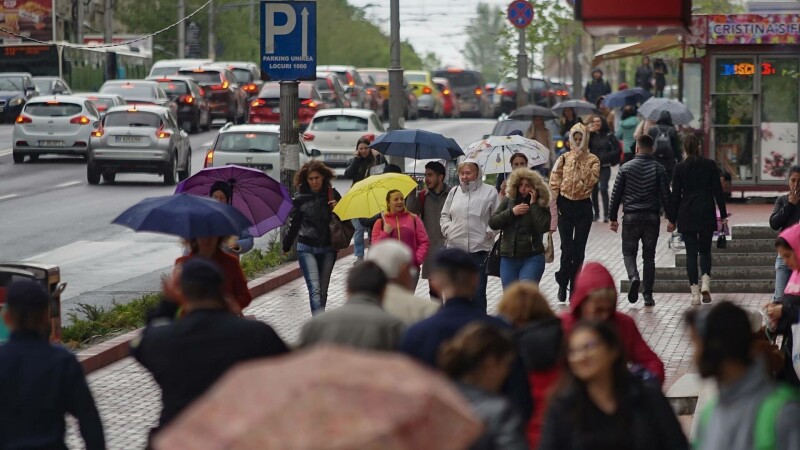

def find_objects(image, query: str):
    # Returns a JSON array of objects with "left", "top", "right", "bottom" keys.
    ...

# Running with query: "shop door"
[{"left": 758, "top": 57, "right": 799, "bottom": 184}]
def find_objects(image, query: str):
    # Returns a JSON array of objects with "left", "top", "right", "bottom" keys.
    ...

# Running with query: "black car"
[
  {"left": 147, "top": 76, "right": 211, "bottom": 133},
  {"left": 210, "top": 62, "right": 263, "bottom": 102},
  {"left": 432, "top": 68, "right": 491, "bottom": 118},
  {"left": 0, "top": 72, "right": 37, "bottom": 123},
  {"left": 177, "top": 66, "right": 247, "bottom": 124},
  {"left": 315, "top": 72, "right": 350, "bottom": 109}
]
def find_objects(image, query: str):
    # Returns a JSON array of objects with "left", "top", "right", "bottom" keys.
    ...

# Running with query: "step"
[
  {"left": 620, "top": 278, "right": 774, "bottom": 293},
  {"left": 653, "top": 266, "right": 774, "bottom": 280},
  {"left": 731, "top": 225, "right": 777, "bottom": 240},
  {"left": 675, "top": 252, "right": 775, "bottom": 267},
  {"left": 711, "top": 239, "right": 776, "bottom": 253}
]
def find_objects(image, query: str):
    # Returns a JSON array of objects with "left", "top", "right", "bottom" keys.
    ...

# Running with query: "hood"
[
  {"left": 515, "top": 317, "right": 564, "bottom": 371},
  {"left": 656, "top": 111, "right": 673, "bottom": 126},
  {"left": 780, "top": 224, "right": 800, "bottom": 253},
  {"left": 458, "top": 158, "right": 483, "bottom": 192},
  {"left": 568, "top": 123, "right": 589, "bottom": 154},
  {"left": 592, "top": 67, "right": 603, "bottom": 76},
  {"left": 506, "top": 167, "right": 550, "bottom": 207},
  {"left": 0, "top": 90, "right": 24, "bottom": 99},
  {"left": 569, "top": 262, "right": 616, "bottom": 316}
]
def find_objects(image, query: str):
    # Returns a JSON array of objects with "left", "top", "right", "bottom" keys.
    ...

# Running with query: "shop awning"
[{"left": 592, "top": 35, "right": 683, "bottom": 66}]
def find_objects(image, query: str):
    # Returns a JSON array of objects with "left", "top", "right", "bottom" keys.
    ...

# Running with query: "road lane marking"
[
  {"left": 0, "top": 193, "right": 19, "bottom": 201},
  {"left": 0, "top": 148, "right": 11, "bottom": 157},
  {"left": 54, "top": 180, "right": 82, "bottom": 188}
]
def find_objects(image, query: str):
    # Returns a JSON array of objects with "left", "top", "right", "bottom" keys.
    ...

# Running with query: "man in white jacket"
[{"left": 440, "top": 158, "right": 500, "bottom": 311}]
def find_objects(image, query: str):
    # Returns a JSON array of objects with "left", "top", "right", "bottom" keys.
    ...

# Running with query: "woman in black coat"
[
  {"left": 667, "top": 134, "right": 727, "bottom": 306},
  {"left": 588, "top": 114, "right": 620, "bottom": 222}
]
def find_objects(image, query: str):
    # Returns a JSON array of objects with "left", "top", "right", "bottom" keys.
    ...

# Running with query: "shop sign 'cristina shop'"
[
  {"left": 706, "top": 14, "right": 800, "bottom": 45},
  {"left": 0, "top": 0, "right": 53, "bottom": 44}
]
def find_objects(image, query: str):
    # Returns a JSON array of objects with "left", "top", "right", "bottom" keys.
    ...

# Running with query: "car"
[
  {"left": 405, "top": 70, "right": 443, "bottom": 119},
  {"left": 98, "top": 80, "right": 178, "bottom": 117},
  {"left": 149, "top": 58, "right": 214, "bottom": 77},
  {"left": 32, "top": 76, "right": 72, "bottom": 96},
  {"left": 72, "top": 93, "right": 127, "bottom": 118},
  {"left": 249, "top": 81, "right": 323, "bottom": 130},
  {"left": 146, "top": 76, "right": 211, "bottom": 133},
  {"left": 87, "top": 105, "right": 192, "bottom": 185},
  {"left": 315, "top": 72, "right": 351, "bottom": 109},
  {"left": 317, "top": 65, "right": 368, "bottom": 109},
  {"left": 12, "top": 95, "right": 101, "bottom": 163},
  {"left": 357, "top": 68, "right": 415, "bottom": 121},
  {"left": 303, "top": 109, "right": 385, "bottom": 173},
  {"left": 357, "top": 68, "right": 390, "bottom": 103},
  {"left": 203, "top": 123, "right": 319, "bottom": 182},
  {"left": 492, "top": 78, "right": 527, "bottom": 117},
  {"left": 403, "top": 77, "right": 420, "bottom": 121},
  {"left": 0, "top": 72, "right": 38, "bottom": 123},
  {"left": 433, "top": 77, "right": 460, "bottom": 118},
  {"left": 361, "top": 75, "right": 384, "bottom": 116},
  {"left": 432, "top": 68, "right": 491, "bottom": 118},
  {"left": 208, "top": 61, "right": 263, "bottom": 102},
  {"left": 549, "top": 80, "right": 571, "bottom": 103},
  {"left": 489, "top": 118, "right": 566, "bottom": 156},
  {"left": 177, "top": 66, "right": 247, "bottom": 124},
  {"left": 530, "top": 76, "right": 554, "bottom": 107}
]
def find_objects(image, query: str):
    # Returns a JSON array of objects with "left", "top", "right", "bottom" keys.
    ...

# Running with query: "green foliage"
[
  {"left": 526, "top": 1, "right": 580, "bottom": 73},
  {"left": 239, "top": 242, "right": 285, "bottom": 280},
  {"left": 421, "top": 52, "right": 443, "bottom": 72},
  {"left": 61, "top": 294, "right": 162, "bottom": 349},
  {"left": 464, "top": 4, "right": 508, "bottom": 83},
  {"left": 693, "top": 0, "right": 745, "bottom": 14}
]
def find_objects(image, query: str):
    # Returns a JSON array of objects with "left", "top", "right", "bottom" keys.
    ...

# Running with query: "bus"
[{"left": 0, "top": 43, "right": 152, "bottom": 92}]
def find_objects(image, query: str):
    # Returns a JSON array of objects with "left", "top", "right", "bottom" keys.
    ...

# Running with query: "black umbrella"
[
  {"left": 508, "top": 105, "right": 558, "bottom": 121},
  {"left": 551, "top": 100, "right": 598, "bottom": 116}
]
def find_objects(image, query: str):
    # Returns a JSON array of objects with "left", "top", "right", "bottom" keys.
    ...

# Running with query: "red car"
[
  {"left": 248, "top": 82, "right": 324, "bottom": 130},
  {"left": 433, "top": 77, "right": 460, "bottom": 118}
]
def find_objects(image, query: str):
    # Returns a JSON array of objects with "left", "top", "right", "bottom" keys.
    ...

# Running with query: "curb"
[{"left": 77, "top": 245, "right": 354, "bottom": 374}]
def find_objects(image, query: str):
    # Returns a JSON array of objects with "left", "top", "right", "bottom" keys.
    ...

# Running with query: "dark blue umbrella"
[
  {"left": 370, "top": 129, "right": 464, "bottom": 160},
  {"left": 601, "top": 88, "right": 653, "bottom": 108},
  {"left": 112, "top": 194, "right": 254, "bottom": 239}
]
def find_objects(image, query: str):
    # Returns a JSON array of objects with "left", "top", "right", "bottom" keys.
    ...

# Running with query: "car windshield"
[
  {"left": 33, "top": 80, "right": 53, "bottom": 94},
  {"left": 25, "top": 102, "right": 82, "bottom": 117},
  {"left": 315, "top": 79, "right": 330, "bottom": 92},
  {"left": 0, "top": 77, "right": 24, "bottom": 91},
  {"left": 406, "top": 73, "right": 427, "bottom": 83},
  {"left": 104, "top": 112, "right": 162, "bottom": 128},
  {"left": 101, "top": 84, "right": 156, "bottom": 98},
  {"left": 179, "top": 71, "right": 222, "bottom": 84},
  {"left": 361, "top": 71, "right": 388, "bottom": 83},
  {"left": 156, "top": 81, "right": 189, "bottom": 95},
  {"left": 231, "top": 69, "right": 252, "bottom": 84},
  {"left": 310, "top": 115, "right": 368, "bottom": 132},
  {"left": 217, "top": 132, "right": 279, "bottom": 153},
  {"left": 87, "top": 97, "right": 115, "bottom": 111},
  {"left": 150, "top": 66, "right": 181, "bottom": 77},
  {"left": 434, "top": 71, "right": 479, "bottom": 88}
]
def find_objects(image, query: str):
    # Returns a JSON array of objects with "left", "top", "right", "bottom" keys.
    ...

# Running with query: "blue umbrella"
[
  {"left": 112, "top": 194, "right": 254, "bottom": 239},
  {"left": 601, "top": 88, "right": 652, "bottom": 108},
  {"left": 370, "top": 129, "right": 464, "bottom": 160}
]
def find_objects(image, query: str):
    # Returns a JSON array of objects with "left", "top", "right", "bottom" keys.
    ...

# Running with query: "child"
[{"left": 0, "top": 279, "right": 105, "bottom": 449}]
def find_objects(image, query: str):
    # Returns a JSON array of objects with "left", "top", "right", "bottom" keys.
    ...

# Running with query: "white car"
[{"left": 302, "top": 109, "right": 385, "bottom": 174}]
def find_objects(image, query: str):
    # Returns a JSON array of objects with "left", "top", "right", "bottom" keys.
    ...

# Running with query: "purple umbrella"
[{"left": 175, "top": 165, "right": 292, "bottom": 237}]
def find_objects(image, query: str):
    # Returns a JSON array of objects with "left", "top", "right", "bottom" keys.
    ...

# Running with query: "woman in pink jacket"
[{"left": 372, "top": 189, "right": 430, "bottom": 290}]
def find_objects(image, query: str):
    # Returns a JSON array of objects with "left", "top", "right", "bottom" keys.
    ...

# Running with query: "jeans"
[
  {"left": 591, "top": 166, "right": 611, "bottom": 219},
  {"left": 500, "top": 254, "right": 546, "bottom": 289},
  {"left": 556, "top": 196, "right": 593, "bottom": 289},
  {"left": 622, "top": 213, "right": 660, "bottom": 294},
  {"left": 297, "top": 243, "right": 336, "bottom": 314},
  {"left": 775, "top": 255, "right": 792, "bottom": 302},
  {"left": 469, "top": 251, "right": 489, "bottom": 311},
  {"left": 682, "top": 231, "right": 713, "bottom": 285},
  {"left": 352, "top": 219, "right": 365, "bottom": 258}
]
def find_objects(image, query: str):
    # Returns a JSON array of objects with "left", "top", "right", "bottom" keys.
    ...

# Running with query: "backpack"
[{"left": 653, "top": 126, "right": 674, "bottom": 167}]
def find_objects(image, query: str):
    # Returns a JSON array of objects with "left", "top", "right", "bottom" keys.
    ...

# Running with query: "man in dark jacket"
[
  {"left": 588, "top": 115, "right": 620, "bottom": 222},
  {"left": 399, "top": 248, "right": 533, "bottom": 422},
  {"left": 131, "top": 258, "right": 289, "bottom": 436},
  {"left": 648, "top": 111, "right": 681, "bottom": 180},
  {"left": 769, "top": 165, "right": 800, "bottom": 301},
  {"left": 0, "top": 280, "right": 105, "bottom": 450},
  {"left": 635, "top": 56, "right": 654, "bottom": 92},
  {"left": 609, "top": 135, "right": 671, "bottom": 306},
  {"left": 583, "top": 68, "right": 611, "bottom": 105}
]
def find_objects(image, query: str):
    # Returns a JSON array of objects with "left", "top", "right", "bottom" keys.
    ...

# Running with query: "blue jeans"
[
  {"left": 297, "top": 243, "right": 336, "bottom": 314},
  {"left": 775, "top": 255, "right": 792, "bottom": 302},
  {"left": 352, "top": 219, "right": 365, "bottom": 258},
  {"left": 469, "top": 251, "right": 489, "bottom": 312},
  {"left": 500, "top": 254, "right": 545, "bottom": 289}
]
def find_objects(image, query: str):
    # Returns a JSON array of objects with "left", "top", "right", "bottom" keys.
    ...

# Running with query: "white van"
[{"left": 149, "top": 59, "right": 214, "bottom": 78}]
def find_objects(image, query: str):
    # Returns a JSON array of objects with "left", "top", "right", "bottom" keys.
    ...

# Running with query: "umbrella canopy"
[
  {"left": 333, "top": 172, "right": 418, "bottom": 220},
  {"left": 174, "top": 165, "right": 292, "bottom": 237},
  {"left": 601, "top": 88, "right": 652, "bottom": 108},
  {"left": 465, "top": 135, "right": 549, "bottom": 174},
  {"left": 638, "top": 97, "right": 694, "bottom": 125},
  {"left": 370, "top": 129, "right": 464, "bottom": 160},
  {"left": 154, "top": 346, "right": 483, "bottom": 450},
  {"left": 112, "top": 194, "right": 254, "bottom": 239},
  {"left": 551, "top": 100, "right": 597, "bottom": 116},
  {"left": 508, "top": 104, "right": 558, "bottom": 121}
]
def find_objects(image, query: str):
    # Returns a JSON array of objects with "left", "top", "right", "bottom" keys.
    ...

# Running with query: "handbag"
[
  {"left": 544, "top": 232, "right": 555, "bottom": 264},
  {"left": 327, "top": 187, "right": 355, "bottom": 250},
  {"left": 717, "top": 221, "right": 729, "bottom": 249},
  {"left": 486, "top": 235, "right": 502, "bottom": 277}
]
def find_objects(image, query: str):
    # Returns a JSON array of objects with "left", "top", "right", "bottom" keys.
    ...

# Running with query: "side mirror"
[
  {"left": 309, "top": 149, "right": 322, "bottom": 157},
  {"left": 92, "top": 121, "right": 101, "bottom": 129},
  {"left": 482, "top": 134, "right": 490, "bottom": 139},
  {"left": 25, "top": 88, "right": 37, "bottom": 97}
]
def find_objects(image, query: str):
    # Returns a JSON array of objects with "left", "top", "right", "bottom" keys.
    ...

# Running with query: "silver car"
[
  {"left": 72, "top": 93, "right": 127, "bottom": 118},
  {"left": 87, "top": 105, "right": 192, "bottom": 185},
  {"left": 12, "top": 95, "right": 101, "bottom": 163}
]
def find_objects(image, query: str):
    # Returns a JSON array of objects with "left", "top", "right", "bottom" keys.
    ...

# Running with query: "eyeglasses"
[{"left": 567, "top": 339, "right": 603, "bottom": 360}]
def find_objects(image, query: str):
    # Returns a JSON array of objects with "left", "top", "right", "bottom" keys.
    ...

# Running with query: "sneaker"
[
  {"left": 353, "top": 256, "right": 364, "bottom": 265},
  {"left": 593, "top": 214, "right": 600, "bottom": 222},
  {"left": 603, "top": 217, "right": 610, "bottom": 223},
  {"left": 643, "top": 293, "right": 655, "bottom": 307},
  {"left": 628, "top": 279, "right": 640, "bottom": 303},
  {"left": 557, "top": 284, "right": 567, "bottom": 302}
]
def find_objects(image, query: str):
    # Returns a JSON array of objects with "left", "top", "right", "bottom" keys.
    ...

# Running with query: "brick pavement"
[{"left": 66, "top": 202, "right": 774, "bottom": 449}]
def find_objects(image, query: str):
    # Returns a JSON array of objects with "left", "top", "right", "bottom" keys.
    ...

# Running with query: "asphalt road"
[{"left": 0, "top": 118, "right": 497, "bottom": 320}]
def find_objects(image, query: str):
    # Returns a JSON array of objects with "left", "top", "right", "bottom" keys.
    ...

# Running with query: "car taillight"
[
  {"left": 15, "top": 115, "right": 32, "bottom": 124},
  {"left": 474, "top": 88, "right": 483, "bottom": 96},
  {"left": 302, "top": 132, "right": 314, "bottom": 141},
  {"left": 366, "top": 88, "right": 375, "bottom": 95},
  {"left": 211, "top": 81, "right": 230, "bottom": 90},
  {"left": 301, "top": 99, "right": 318, "bottom": 108},
  {"left": 422, "top": 86, "right": 432, "bottom": 95},
  {"left": 92, "top": 129, "right": 104, "bottom": 137},
  {"left": 70, "top": 115, "right": 91, "bottom": 125},
  {"left": 496, "top": 88, "right": 504, "bottom": 95},
  {"left": 156, "top": 126, "right": 171, "bottom": 139},
  {"left": 346, "top": 73, "right": 355, "bottom": 86},
  {"left": 251, "top": 99, "right": 266, "bottom": 108},
  {"left": 443, "top": 89, "right": 450, "bottom": 95},
  {"left": 362, "top": 133, "right": 375, "bottom": 142},
  {"left": 205, "top": 150, "right": 214, "bottom": 167},
  {"left": 243, "top": 83, "right": 258, "bottom": 93},
  {"left": 96, "top": 105, "right": 107, "bottom": 111},
  {"left": 179, "top": 95, "right": 195, "bottom": 104}
]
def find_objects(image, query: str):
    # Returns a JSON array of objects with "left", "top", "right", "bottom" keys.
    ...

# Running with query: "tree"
[
  {"left": 693, "top": 0, "right": 745, "bottom": 14},
  {"left": 421, "top": 52, "right": 442, "bottom": 72},
  {"left": 463, "top": 3, "right": 507, "bottom": 83}
]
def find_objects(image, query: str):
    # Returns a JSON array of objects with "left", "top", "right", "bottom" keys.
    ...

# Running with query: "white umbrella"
[
  {"left": 638, "top": 98, "right": 694, "bottom": 125},
  {"left": 465, "top": 135, "right": 549, "bottom": 175}
]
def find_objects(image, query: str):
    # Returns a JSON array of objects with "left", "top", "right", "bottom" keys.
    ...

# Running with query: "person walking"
[
  {"left": 282, "top": 160, "right": 341, "bottom": 314},
  {"left": 372, "top": 189, "right": 429, "bottom": 291},
  {"left": 768, "top": 165, "right": 800, "bottom": 301},
  {"left": 653, "top": 58, "right": 668, "bottom": 98},
  {"left": 608, "top": 135, "right": 671, "bottom": 306},
  {"left": 438, "top": 323, "right": 528, "bottom": 450},
  {"left": 406, "top": 161, "right": 450, "bottom": 299},
  {"left": 560, "top": 107, "right": 583, "bottom": 137},
  {"left": 299, "top": 261, "right": 405, "bottom": 351},
  {"left": 209, "top": 181, "right": 254, "bottom": 258},
  {"left": 496, "top": 282, "right": 564, "bottom": 449},
  {"left": 0, "top": 280, "right": 105, "bottom": 450},
  {"left": 176, "top": 235, "right": 252, "bottom": 312},
  {"left": 616, "top": 104, "right": 640, "bottom": 164},
  {"left": 344, "top": 137, "right": 383, "bottom": 263},
  {"left": 525, "top": 116, "right": 556, "bottom": 177},
  {"left": 538, "top": 321, "right": 688, "bottom": 450},
  {"left": 489, "top": 167, "right": 551, "bottom": 287},
  {"left": 648, "top": 111, "right": 681, "bottom": 181},
  {"left": 688, "top": 302, "right": 800, "bottom": 450},
  {"left": 668, "top": 133, "right": 727, "bottom": 305},
  {"left": 767, "top": 225, "right": 800, "bottom": 386},
  {"left": 635, "top": 56, "right": 654, "bottom": 93},
  {"left": 440, "top": 159, "right": 500, "bottom": 311},
  {"left": 588, "top": 114, "right": 620, "bottom": 223},
  {"left": 549, "top": 123, "right": 600, "bottom": 302},
  {"left": 583, "top": 68, "right": 611, "bottom": 105}
]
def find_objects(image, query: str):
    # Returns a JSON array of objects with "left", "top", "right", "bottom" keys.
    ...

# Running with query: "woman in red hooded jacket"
[
  {"left": 372, "top": 189, "right": 429, "bottom": 290},
  {"left": 561, "top": 262, "right": 665, "bottom": 385}
]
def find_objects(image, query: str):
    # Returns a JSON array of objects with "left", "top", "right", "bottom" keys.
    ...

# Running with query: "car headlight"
[{"left": 8, "top": 98, "right": 23, "bottom": 106}]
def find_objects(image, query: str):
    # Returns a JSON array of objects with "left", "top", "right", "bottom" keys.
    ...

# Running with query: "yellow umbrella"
[{"left": 333, "top": 173, "right": 418, "bottom": 220}]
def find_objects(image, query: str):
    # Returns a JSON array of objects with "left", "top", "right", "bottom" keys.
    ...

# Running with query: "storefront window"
[
  {"left": 760, "top": 58, "right": 799, "bottom": 182},
  {"left": 714, "top": 95, "right": 754, "bottom": 125},
  {"left": 715, "top": 58, "right": 755, "bottom": 93},
  {"left": 682, "top": 62, "right": 702, "bottom": 129},
  {"left": 715, "top": 127, "right": 755, "bottom": 182}
]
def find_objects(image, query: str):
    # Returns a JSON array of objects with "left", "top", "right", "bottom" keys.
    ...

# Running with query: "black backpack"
[{"left": 653, "top": 126, "right": 674, "bottom": 168}]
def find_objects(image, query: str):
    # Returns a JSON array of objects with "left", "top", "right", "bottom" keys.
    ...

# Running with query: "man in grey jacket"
[{"left": 299, "top": 261, "right": 405, "bottom": 351}]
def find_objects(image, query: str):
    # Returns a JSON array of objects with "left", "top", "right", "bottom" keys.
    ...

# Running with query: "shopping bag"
[
  {"left": 792, "top": 322, "right": 800, "bottom": 380},
  {"left": 544, "top": 232, "right": 555, "bottom": 264}
]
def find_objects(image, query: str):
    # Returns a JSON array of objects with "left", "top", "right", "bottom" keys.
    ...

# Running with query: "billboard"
[{"left": 0, "top": 0, "right": 54, "bottom": 45}]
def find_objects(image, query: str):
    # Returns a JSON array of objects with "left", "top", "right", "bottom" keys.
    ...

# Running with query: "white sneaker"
[{"left": 690, "top": 285, "right": 701, "bottom": 306}]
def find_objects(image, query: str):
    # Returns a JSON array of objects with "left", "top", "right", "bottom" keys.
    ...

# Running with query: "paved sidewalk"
[{"left": 66, "top": 203, "right": 774, "bottom": 449}]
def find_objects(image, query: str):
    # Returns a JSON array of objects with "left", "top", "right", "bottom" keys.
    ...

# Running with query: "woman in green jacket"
[
  {"left": 489, "top": 167, "right": 552, "bottom": 288},
  {"left": 617, "top": 104, "right": 640, "bottom": 164}
]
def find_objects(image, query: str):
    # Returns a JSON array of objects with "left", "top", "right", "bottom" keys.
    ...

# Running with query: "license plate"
[
  {"left": 115, "top": 136, "right": 142, "bottom": 144},
  {"left": 272, "top": 107, "right": 280, "bottom": 113},
  {"left": 38, "top": 140, "right": 63, "bottom": 147},
  {"left": 243, "top": 164, "right": 273, "bottom": 171},
  {"left": 325, "top": 154, "right": 349, "bottom": 161}
]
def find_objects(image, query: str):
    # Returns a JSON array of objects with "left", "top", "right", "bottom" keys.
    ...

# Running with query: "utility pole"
[
  {"left": 76, "top": 0, "right": 85, "bottom": 44},
  {"left": 103, "top": 0, "right": 113, "bottom": 43},
  {"left": 208, "top": 0, "right": 216, "bottom": 60},
  {"left": 387, "top": 0, "right": 404, "bottom": 167},
  {"left": 177, "top": 0, "right": 186, "bottom": 58},
  {"left": 516, "top": 26, "right": 528, "bottom": 109}
]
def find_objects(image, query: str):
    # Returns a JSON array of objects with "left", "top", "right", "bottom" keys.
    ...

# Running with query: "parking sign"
[{"left": 260, "top": 1, "right": 317, "bottom": 81}]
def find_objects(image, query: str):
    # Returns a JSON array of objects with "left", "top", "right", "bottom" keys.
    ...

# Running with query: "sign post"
[{"left": 508, "top": 1, "right": 534, "bottom": 109}]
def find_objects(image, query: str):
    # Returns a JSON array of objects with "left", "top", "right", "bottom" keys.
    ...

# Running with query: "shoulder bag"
[{"left": 328, "top": 187, "right": 355, "bottom": 250}]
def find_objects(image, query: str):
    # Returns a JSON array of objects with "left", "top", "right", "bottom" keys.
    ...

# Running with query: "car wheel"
[
  {"left": 12, "top": 152, "right": 24, "bottom": 163},
  {"left": 87, "top": 164, "right": 101, "bottom": 185},
  {"left": 102, "top": 171, "right": 116, "bottom": 183},
  {"left": 179, "top": 150, "right": 191, "bottom": 182},
  {"left": 163, "top": 155, "right": 178, "bottom": 186}
]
